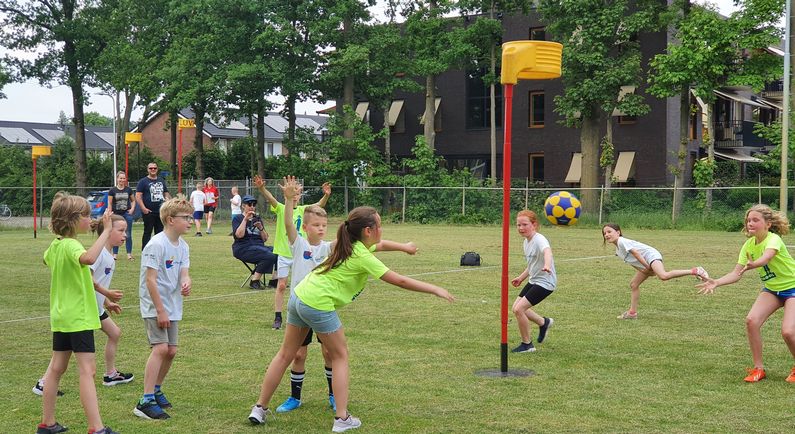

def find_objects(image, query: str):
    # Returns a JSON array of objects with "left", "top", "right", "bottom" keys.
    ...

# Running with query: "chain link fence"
[{"left": 2, "top": 180, "right": 795, "bottom": 230}]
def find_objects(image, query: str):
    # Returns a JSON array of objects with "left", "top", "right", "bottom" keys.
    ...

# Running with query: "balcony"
[
  {"left": 761, "top": 80, "right": 783, "bottom": 98},
  {"left": 713, "top": 120, "right": 771, "bottom": 149}
]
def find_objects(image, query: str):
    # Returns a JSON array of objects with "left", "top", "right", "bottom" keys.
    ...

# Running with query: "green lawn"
[{"left": 1, "top": 222, "right": 793, "bottom": 433}]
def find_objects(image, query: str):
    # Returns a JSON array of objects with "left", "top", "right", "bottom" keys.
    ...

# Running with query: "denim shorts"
[
  {"left": 287, "top": 295, "right": 342, "bottom": 334},
  {"left": 763, "top": 287, "right": 795, "bottom": 301}
]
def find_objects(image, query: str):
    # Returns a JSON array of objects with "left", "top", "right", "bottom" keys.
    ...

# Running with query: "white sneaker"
[
  {"left": 332, "top": 414, "right": 362, "bottom": 432},
  {"left": 248, "top": 405, "right": 270, "bottom": 425}
]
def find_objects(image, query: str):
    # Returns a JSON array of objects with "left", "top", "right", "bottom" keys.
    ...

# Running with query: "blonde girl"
[
  {"left": 510, "top": 210, "right": 556, "bottom": 353},
  {"left": 248, "top": 206, "right": 454, "bottom": 433},
  {"left": 697, "top": 204, "right": 795, "bottom": 383},
  {"left": 38, "top": 192, "right": 118, "bottom": 434},
  {"left": 602, "top": 223, "right": 709, "bottom": 319}
]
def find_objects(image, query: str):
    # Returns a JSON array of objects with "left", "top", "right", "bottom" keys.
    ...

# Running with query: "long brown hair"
[{"left": 319, "top": 206, "right": 378, "bottom": 274}]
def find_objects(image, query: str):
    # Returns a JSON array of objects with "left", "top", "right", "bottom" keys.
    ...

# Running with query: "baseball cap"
[{"left": 242, "top": 195, "right": 257, "bottom": 204}]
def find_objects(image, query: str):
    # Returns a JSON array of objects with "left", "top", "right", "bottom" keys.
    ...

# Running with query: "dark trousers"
[
  {"left": 233, "top": 245, "right": 278, "bottom": 275},
  {"left": 141, "top": 212, "right": 163, "bottom": 249}
]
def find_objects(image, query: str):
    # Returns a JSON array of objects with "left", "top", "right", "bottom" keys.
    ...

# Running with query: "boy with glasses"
[
  {"left": 133, "top": 196, "right": 193, "bottom": 421},
  {"left": 135, "top": 163, "right": 171, "bottom": 249}
]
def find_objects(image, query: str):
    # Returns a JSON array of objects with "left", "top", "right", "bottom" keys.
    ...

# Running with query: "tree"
[
  {"left": 83, "top": 111, "right": 112, "bottom": 127},
  {"left": 647, "top": 0, "right": 782, "bottom": 217},
  {"left": 0, "top": 60, "right": 9, "bottom": 98},
  {"left": 1, "top": 0, "right": 106, "bottom": 194},
  {"left": 538, "top": 0, "right": 662, "bottom": 214}
]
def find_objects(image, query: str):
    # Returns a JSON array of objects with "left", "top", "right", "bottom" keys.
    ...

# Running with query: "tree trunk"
[
  {"left": 65, "top": 41, "right": 87, "bottom": 194},
  {"left": 672, "top": 87, "right": 688, "bottom": 222},
  {"left": 705, "top": 104, "right": 714, "bottom": 210},
  {"left": 603, "top": 116, "right": 613, "bottom": 200},
  {"left": 382, "top": 104, "right": 391, "bottom": 215},
  {"left": 286, "top": 94, "right": 297, "bottom": 143},
  {"left": 343, "top": 16, "right": 355, "bottom": 140},
  {"left": 424, "top": 75, "right": 436, "bottom": 150},
  {"left": 120, "top": 91, "right": 135, "bottom": 173},
  {"left": 192, "top": 103, "right": 205, "bottom": 180},
  {"left": 256, "top": 102, "right": 266, "bottom": 179},
  {"left": 580, "top": 112, "right": 602, "bottom": 214},
  {"left": 169, "top": 111, "right": 177, "bottom": 178},
  {"left": 489, "top": 3, "right": 497, "bottom": 185}
]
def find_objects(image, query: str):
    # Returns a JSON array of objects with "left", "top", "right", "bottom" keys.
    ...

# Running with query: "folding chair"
[{"left": 240, "top": 260, "right": 256, "bottom": 288}]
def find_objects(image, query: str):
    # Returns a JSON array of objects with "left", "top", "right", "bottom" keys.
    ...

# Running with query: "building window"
[
  {"left": 618, "top": 115, "right": 636, "bottom": 125},
  {"left": 267, "top": 142, "right": 274, "bottom": 157},
  {"left": 529, "top": 27, "right": 546, "bottom": 41},
  {"left": 529, "top": 153, "right": 544, "bottom": 182},
  {"left": 465, "top": 69, "right": 502, "bottom": 129},
  {"left": 529, "top": 91, "right": 544, "bottom": 128}
]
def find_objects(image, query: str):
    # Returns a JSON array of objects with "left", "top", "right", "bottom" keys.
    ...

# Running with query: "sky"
[{"left": 0, "top": 1, "right": 748, "bottom": 124}]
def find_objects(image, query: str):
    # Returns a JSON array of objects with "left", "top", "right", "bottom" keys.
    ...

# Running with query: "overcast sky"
[{"left": 0, "top": 1, "right": 749, "bottom": 124}]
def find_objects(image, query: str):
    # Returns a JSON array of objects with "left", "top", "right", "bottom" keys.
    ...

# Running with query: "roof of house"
[{"left": 0, "top": 120, "right": 114, "bottom": 152}]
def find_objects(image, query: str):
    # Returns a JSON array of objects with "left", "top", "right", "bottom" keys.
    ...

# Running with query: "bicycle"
[{"left": 0, "top": 203, "right": 11, "bottom": 221}]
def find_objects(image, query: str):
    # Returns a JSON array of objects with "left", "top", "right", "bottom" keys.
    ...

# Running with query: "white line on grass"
[{"left": 0, "top": 255, "right": 614, "bottom": 324}]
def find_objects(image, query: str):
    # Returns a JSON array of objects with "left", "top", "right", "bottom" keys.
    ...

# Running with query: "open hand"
[
  {"left": 106, "top": 289, "right": 123, "bottom": 302},
  {"left": 696, "top": 278, "right": 717, "bottom": 295},
  {"left": 322, "top": 182, "right": 332, "bottom": 196}
]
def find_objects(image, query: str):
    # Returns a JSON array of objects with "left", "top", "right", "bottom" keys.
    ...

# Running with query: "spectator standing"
[
  {"left": 136, "top": 163, "right": 171, "bottom": 249},
  {"left": 108, "top": 171, "right": 136, "bottom": 260},
  {"left": 203, "top": 177, "right": 219, "bottom": 235}
]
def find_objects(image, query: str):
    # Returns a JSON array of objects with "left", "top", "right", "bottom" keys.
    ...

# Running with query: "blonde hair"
[
  {"left": 743, "top": 204, "right": 790, "bottom": 236},
  {"left": 91, "top": 213, "right": 126, "bottom": 234},
  {"left": 159, "top": 194, "right": 193, "bottom": 225},
  {"left": 303, "top": 205, "right": 327, "bottom": 223},
  {"left": 49, "top": 191, "right": 90, "bottom": 237}
]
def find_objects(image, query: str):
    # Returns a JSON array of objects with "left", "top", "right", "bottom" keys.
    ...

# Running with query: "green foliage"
[
  {"left": 224, "top": 137, "right": 257, "bottom": 180},
  {"left": 692, "top": 158, "right": 714, "bottom": 188},
  {"left": 182, "top": 147, "right": 227, "bottom": 180},
  {"left": 82, "top": 111, "right": 113, "bottom": 127}
]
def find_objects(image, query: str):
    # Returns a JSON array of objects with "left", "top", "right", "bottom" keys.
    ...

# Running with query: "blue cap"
[{"left": 242, "top": 195, "right": 257, "bottom": 204}]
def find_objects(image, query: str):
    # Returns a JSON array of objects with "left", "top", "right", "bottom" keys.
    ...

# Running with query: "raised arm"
[
  {"left": 80, "top": 210, "right": 112, "bottom": 265},
  {"left": 314, "top": 182, "right": 332, "bottom": 208},
  {"left": 253, "top": 175, "right": 280, "bottom": 208},
  {"left": 380, "top": 270, "right": 454, "bottom": 302},
  {"left": 280, "top": 176, "right": 301, "bottom": 244}
]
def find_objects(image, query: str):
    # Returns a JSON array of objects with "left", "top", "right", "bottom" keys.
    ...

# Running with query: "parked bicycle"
[{"left": 0, "top": 203, "right": 11, "bottom": 221}]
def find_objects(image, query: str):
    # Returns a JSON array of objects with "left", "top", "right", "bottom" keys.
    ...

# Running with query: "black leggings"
[{"left": 141, "top": 212, "right": 163, "bottom": 249}]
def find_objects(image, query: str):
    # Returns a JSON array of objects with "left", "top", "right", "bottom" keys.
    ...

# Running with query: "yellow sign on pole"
[
  {"left": 178, "top": 119, "right": 195, "bottom": 129},
  {"left": 124, "top": 132, "right": 142, "bottom": 143},
  {"left": 31, "top": 145, "right": 52, "bottom": 159}
]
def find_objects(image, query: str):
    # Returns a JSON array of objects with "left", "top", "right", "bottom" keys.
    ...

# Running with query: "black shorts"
[
  {"left": 52, "top": 330, "right": 95, "bottom": 353},
  {"left": 99, "top": 312, "right": 109, "bottom": 321},
  {"left": 519, "top": 283, "right": 554, "bottom": 306},
  {"left": 301, "top": 328, "right": 323, "bottom": 347},
  {"left": 203, "top": 205, "right": 216, "bottom": 213}
]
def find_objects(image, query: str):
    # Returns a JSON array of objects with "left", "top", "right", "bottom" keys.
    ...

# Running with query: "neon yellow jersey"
[
  {"left": 43, "top": 238, "right": 101, "bottom": 332},
  {"left": 738, "top": 232, "right": 795, "bottom": 291},
  {"left": 270, "top": 203, "right": 308, "bottom": 258},
  {"left": 294, "top": 242, "right": 389, "bottom": 311}
]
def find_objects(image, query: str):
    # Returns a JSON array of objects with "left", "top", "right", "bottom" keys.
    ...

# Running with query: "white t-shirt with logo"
[
  {"left": 90, "top": 248, "right": 116, "bottom": 316},
  {"left": 615, "top": 237, "right": 662, "bottom": 270},
  {"left": 524, "top": 233, "right": 557, "bottom": 290},
  {"left": 190, "top": 190, "right": 206, "bottom": 212},
  {"left": 139, "top": 232, "right": 190, "bottom": 321},
  {"left": 289, "top": 236, "right": 332, "bottom": 294}
]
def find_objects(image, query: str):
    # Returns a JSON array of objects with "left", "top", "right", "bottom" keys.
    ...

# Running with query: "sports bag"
[{"left": 460, "top": 251, "right": 481, "bottom": 266}]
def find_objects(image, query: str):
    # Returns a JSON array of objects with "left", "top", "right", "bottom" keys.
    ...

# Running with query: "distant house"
[
  {"left": 0, "top": 120, "right": 115, "bottom": 153},
  {"left": 133, "top": 108, "right": 329, "bottom": 161}
]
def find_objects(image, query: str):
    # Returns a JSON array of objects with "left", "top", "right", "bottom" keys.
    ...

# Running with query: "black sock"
[
  {"left": 325, "top": 366, "right": 333, "bottom": 395},
  {"left": 275, "top": 312, "right": 282, "bottom": 321},
  {"left": 290, "top": 370, "right": 305, "bottom": 400}
]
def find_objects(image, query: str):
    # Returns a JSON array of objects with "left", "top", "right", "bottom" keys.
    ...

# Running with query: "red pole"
[
  {"left": 178, "top": 129, "right": 183, "bottom": 194},
  {"left": 125, "top": 142, "right": 129, "bottom": 177},
  {"left": 33, "top": 157, "right": 38, "bottom": 239},
  {"left": 500, "top": 83, "right": 514, "bottom": 373}
]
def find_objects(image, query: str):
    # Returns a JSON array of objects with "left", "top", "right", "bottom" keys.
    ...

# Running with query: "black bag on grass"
[{"left": 460, "top": 252, "right": 481, "bottom": 266}]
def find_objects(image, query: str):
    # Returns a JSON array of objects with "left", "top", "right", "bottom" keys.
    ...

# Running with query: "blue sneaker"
[
  {"left": 133, "top": 399, "right": 170, "bottom": 420},
  {"left": 154, "top": 391, "right": 172, "bottom": 409},
  {"left": 276, "top": 396, "right": 302, "bottom": 413},
  {"left": 329, "top": 394, "right": 336, "bottom": 411}
]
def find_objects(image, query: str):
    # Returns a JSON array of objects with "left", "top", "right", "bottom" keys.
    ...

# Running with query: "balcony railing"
[
  {"left": 762, "top": 80, "right": 784, "bottom": 98},
  {"left": 713, "top": 120, "right": 770, "bottom": 148}
]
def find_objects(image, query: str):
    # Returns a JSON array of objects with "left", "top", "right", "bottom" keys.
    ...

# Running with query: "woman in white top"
[{"left": 602, "top": 223, "right": 708, "bottom": 320}]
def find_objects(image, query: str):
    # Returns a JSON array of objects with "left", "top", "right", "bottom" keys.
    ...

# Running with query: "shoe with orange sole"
[
  {"left": 785, "top": 367, "right": 795, "bottom": 383},
  {"left": 744, "top": 367, "right": 766, "bottom": 382}
]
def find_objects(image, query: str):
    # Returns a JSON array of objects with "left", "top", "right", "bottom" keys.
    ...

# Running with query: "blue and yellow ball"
[{"left": 544, "top": 191, "right": 581, "bottom": 226}]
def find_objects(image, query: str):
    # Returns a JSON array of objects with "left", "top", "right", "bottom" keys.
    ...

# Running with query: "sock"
[
  {"left": 89, "top": 428, "right": 108, "bottom": 434},
  {"left": 290, "top": 370, "right": 305, "bottom": 400},
  {"left": 106, "top": 369, "right": 117, "bottom": 377},
  {"left": 275, "top": 312, "right": 282, "bottom": 321},
  {"left": 325, "top": 366, "right": 333, "bottom": 395},
  {"left": 154, "top": 384, "right": 162, "bottom": 393},
  {"left": 141, "top": 393, "right": 155, "bottom": 403}
]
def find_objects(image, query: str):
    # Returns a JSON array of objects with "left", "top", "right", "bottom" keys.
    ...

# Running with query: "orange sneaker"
[
  {"left": 786, "top": 367, "right": 795, "bottom": 383},
  {"left": 744, "top": 367, "right": 766, "bottom": 382}
]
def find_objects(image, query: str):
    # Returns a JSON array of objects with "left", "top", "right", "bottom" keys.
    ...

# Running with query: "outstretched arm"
[
  {"left": 380, "top": 270, "right": 454, "bottom": 302},
  {"left": 314, "top": 182, "right": 331, "bottom": 208},
  {"left": 253, "top": 175, "right": 280, "bottom": 208},
  {"left": 696, "top": 264, "right": 744, "bottom": 294},
  {"left": 374, "top": 240, "right": 417, "bottom": 255}
]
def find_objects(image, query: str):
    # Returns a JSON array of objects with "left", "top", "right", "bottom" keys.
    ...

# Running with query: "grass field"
[{"left": 2, "top": 221, "right": 794, "bottom": 433}]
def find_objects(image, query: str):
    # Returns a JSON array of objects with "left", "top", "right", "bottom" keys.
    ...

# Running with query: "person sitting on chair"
[{"left": 232, "top": 195, "right": 277, "bottom": 289}]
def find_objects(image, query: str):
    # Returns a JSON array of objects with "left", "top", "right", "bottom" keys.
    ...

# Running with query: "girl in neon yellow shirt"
[
  {"left": 248, "top": 206, "right": 454, "bottom": 433},
  {"left": 698, "top": 204, "right": 795, "bottom": 383}
]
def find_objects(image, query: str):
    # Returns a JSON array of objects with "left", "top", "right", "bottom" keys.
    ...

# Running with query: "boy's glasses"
[{"left": 173, "top": 215, "right": 193, "bottom": 222}]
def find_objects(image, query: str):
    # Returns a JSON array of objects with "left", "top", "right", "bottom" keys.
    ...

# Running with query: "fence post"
[
  {"left": 344, "top": 177, "right": 349, "bottom": 215},
  {"left": 671, "top": 175, "right": 677, "bottom": 225},
  {"left": 758, "top": 174, "right": 762, "bottom": 204},
  {"left": 525, "top": 178, "right": 529, "bottom": 209},
  {"left": 462, "top": 180, "right": 466, "bottom": 216},
  {"left": 401, "top": 185, "right": 406, "bottom": 224},
  {"left": 598, "top": 184, "right": 604, "bottom": 225}
]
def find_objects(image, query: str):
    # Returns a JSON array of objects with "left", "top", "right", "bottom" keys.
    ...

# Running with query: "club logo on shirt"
[
  {"left": 165, "top": 256, "right": 175, "bottom": 269},
  {"left": 303, "top": 250, "right": 313, "bottom": 259},
  {"left": 104, "top": 267, "right": 112, "bottom": 275}
]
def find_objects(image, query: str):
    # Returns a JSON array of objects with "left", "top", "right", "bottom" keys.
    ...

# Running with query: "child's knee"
[
  {"left": 781, "top": 326, "right": 795, "bottom": 342},
  {"left": 166, "top": 345, "right": 178, "bottom": 359}
]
